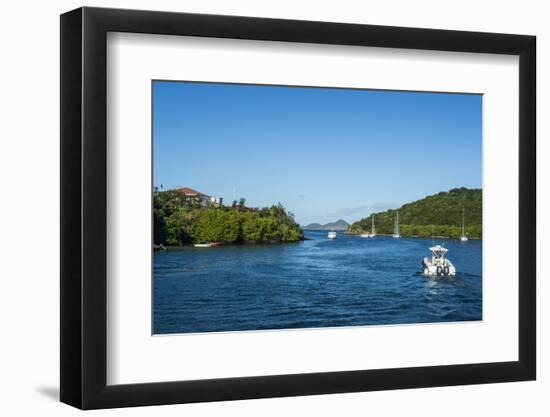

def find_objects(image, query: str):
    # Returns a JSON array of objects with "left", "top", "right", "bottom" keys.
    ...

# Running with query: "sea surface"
[{"left": 153, "top": 230, "right": 482, "bottom": 334}]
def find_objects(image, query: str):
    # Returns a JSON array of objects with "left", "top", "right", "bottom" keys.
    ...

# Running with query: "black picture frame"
[{"left": 60, "top": 6, "right": 536, "bottom": 410}]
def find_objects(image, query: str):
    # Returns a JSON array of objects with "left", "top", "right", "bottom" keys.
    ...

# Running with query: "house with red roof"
[{"left": 175, "top": 187, "right": 223, "bottom": 207}]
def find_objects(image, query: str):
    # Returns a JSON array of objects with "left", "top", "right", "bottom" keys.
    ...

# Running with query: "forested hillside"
[
  {"left": 348, "top": 188, "right": 482, "bottom": 239},
  {"left": 154, "top": 190, "right": 303, "bottom": 245}
]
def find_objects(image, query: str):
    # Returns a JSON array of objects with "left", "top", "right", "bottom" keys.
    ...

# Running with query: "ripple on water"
[{"left": 154, "top": 232, "right": 482, "bottom": 334}]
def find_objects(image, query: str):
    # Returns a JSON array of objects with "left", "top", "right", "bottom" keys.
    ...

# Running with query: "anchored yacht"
[
  {"left": 422, "top": 245, "right": 456, "bottom": 277},
  {"left": 369, "top": 215, "right": 376, "bottom": 237},
  {"left": 460, "top": 206, "right": 468, "bottom": 242},
  {"left": 392, "top": 210, "right": 401, "bottom": 238},
  {"left": 327, "top": 231, "right": 337, "bottom": 239},
  {"left": 360, "top": 216, "right": 376, "bottom": 238}
]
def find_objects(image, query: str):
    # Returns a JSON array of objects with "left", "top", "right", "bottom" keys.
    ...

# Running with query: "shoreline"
[
  {"left": 344, "top": 232, "right": 482, "bottom": 240},
  {"left": 155, "top": 233, "right": 481, "bottom": 250},
  {"left": 155, "top": 237, "right": 308, "bottom": 250}
]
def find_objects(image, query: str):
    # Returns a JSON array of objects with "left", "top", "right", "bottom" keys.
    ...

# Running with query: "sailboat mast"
[
  {"left": 397, "top": 210, "right": 399, "bottom": 235},
  {"left": 462, "top": 206, "right": 465, "bottom": 235},
  {"left": 371, "top": 215, "right": 375, "bottom": 234},
  {"left": 394, "top": 210, "right": 399, "bottom": 235}
]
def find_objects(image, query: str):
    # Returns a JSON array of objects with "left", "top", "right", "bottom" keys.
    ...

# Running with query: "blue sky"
[{"left": 153, "top": 81, "right": 482, "bottom": 225}]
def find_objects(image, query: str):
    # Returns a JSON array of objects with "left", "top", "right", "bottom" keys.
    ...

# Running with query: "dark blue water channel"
[{"left": 153, "top": 230, "right": 482, "bottom": 334}]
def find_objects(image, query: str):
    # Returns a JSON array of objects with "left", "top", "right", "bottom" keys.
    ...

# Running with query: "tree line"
[{"left": 154, "top": 190, "right": 303, "bottom": 245}]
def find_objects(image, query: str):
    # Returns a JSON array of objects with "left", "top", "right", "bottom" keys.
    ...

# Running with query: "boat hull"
[{"left": 422, "top": 257, "right": 456, "bottom": 277}]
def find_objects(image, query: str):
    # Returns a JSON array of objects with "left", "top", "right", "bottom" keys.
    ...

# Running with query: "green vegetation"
[
  {"left": 154, "top": 190, "right": 303, "bottom": 245},
  {"left": 348, "top": 188, "right": 482, "bottom": 239}
]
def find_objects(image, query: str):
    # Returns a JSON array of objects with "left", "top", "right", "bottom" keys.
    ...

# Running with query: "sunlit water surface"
[{"left": 154, "top": 230, "right": 482, "bottom": 334}]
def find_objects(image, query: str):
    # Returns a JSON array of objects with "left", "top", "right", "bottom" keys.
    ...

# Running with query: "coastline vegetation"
[
  {"left": 154, "top": 190, "right": 303, "bottom": 246},
  {"left": 348, "top": 188, "right": 482, "bottom": 239}
]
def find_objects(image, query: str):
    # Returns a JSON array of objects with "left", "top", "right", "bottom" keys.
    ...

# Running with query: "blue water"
[{"left": 153, "top": 230, "right": 482, "bottom": 334}]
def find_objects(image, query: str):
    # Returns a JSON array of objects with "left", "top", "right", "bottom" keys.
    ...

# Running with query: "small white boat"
[
  {"left": 327, "top": 231, "right": 337, "bottom": 239},
  {"left": 460, "top": 206, "right": 468, "bottom": 242},
  {"left": 392, "top": 210, "right": 401, "bottom": 238},
  {"left": 422, "top": 244, "right": 456, "bottom": 277},
  {"left": 194, "top": 243, "right": 214, "bottom": 248},
  {"left": 360, "top": 233, "right": 371, "bottom": 238}
]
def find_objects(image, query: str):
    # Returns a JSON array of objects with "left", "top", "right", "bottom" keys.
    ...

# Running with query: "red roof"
[{"left": 175, "top": 187, "right": 209, "bottom": 197}]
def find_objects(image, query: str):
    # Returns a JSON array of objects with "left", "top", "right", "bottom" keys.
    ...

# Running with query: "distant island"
[
  {"left": 303, "top": 219, "right": 350, "bottom": 231},
  {"left": 154, "top": 187, "right": 303, "bottom": 246},
  {"left": 348, "top": 187, "right": 482, "bottom": 239}
]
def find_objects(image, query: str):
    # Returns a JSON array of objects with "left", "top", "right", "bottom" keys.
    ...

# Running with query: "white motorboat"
[
  {"left": 422, "top": 244, "right": 456, "bottom": 277},
  {"left": 460, "top": 206, "right": 468, "bottom": 242},
  {"left": 392, "top": 210, "right": 401, "bottom": 238},
  {"left": 327, "top": 231, "right": 337, "bottom": 239},
  {"left": 194, "top": 243, "right": 214, "bottom": 248}
]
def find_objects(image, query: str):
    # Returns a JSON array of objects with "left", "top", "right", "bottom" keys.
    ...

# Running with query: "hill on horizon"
[{"left": 303, "top": 219, "right": 350, "bottom": 230}]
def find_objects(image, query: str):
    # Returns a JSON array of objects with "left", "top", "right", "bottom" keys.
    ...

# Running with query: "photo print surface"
[{"left": 152, "top": 81, "right": 482, "bottom": 335}]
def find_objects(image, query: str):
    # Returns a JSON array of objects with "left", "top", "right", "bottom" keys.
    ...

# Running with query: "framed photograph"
[{"left": 60, "top": 7, "right": 536, "bottom": 409}]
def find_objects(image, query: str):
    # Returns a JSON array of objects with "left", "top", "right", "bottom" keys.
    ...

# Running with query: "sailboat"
[
  {"left": 460, "top": 206, "right": 468, "bottom": 242},
  {"left": 360, "top": 215, "right": 376, "bottom": 238},
  {"left": 392, "top": 210, "right": 401, "bottom": 238},
  {"left": 370, "top": 215, "right": 376, "bottom": 238}
]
